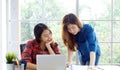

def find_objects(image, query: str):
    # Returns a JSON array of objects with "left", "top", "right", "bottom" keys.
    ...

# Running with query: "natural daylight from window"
[{"left": 20, "top": 0, "right": 120, "bottom": 65}]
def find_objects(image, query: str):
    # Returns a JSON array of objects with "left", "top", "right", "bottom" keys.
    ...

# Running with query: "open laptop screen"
[{"left": 36, "top": 54, "right": 66, "bottom": 70}]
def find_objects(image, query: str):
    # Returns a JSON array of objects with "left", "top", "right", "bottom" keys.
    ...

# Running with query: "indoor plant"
[{"left": 6, "top": 52, "right": 17, "bottom": 70}]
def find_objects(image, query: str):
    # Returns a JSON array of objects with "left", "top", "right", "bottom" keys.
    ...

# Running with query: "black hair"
[{"left": 34, "top": 23, "right": 50, "bottom": 43}]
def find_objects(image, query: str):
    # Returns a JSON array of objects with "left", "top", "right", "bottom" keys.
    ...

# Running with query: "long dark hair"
[
  {"left": 62, "top": 13, "right": 83, "bottom": 51},
  {"left": 34, "top": 23, "right": 51, "bottom": 43}
]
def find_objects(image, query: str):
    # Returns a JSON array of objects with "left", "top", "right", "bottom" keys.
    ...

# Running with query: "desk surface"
[
  {"left": 67, "top": 65, "right": 120, "bottom": 70},
  {"left": 26, "top": 65, "right": 120, "bottom": 70}
]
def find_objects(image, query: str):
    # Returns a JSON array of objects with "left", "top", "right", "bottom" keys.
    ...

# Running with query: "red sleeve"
[
  {"left": 52, "top": 43, "right": 60, "bottom": 54},
  {"left": 21, "top": 40, "right": 33, "bottom": 63}
]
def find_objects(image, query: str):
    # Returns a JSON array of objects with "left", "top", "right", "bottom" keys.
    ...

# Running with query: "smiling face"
[
  {"left": 67, "top": 24, "right": 80, "bottom": 35},
  {"left": 40, "top": 29, "right": 52, "bottom": 43}
]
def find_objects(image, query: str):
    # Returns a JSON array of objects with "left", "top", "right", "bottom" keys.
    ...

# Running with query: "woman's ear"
[{"left": 39, "top": 38, "right": 42, "bottom": 42}]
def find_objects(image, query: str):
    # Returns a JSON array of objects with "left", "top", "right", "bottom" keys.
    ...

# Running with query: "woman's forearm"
[
  {"left": 68, "top": 49, "right": 73, "bottom": 63},
  {"left": 89, "top": 52, "right": 96, "bottom": 66},
  {"left": 46, "top": 45, "right": 55, "bottom": 54},
  {"left": 66, "top": 48, "right": 74, "bottom": 67},
  {"left": 26, "top": 62, "right": 36, "bottom": 70}
]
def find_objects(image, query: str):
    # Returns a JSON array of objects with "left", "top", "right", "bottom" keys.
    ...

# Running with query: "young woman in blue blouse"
[{"left": 62, "top": 13, "right": 101, "bottom": 70}]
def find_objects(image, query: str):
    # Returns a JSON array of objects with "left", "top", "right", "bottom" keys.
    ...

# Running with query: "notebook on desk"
[
  {"left": 36, "top": 54, "right": 66, "bottom": 70},
  {"left": 67, "top": 65, "right": 112, "bottom": 70},
  {"left": 67, "top": 65, "right": 88, "bottom": 70},
  {"left": 67, "top": 65, "right": 104, "bottom": 70}
]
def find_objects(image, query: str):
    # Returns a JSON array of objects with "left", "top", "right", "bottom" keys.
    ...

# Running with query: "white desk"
[{"left": 67, "top": 65, "right": 120, "bottom": 70}]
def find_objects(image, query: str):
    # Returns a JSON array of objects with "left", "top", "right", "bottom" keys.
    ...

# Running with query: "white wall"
[
  {"left": 0, "top": 0, "right": 20, "bottom": 69},
  {"left": 0, "top": 0, "right": 7, "bottom": 70},
  {"left": 0, "top": 0, "right": 2, "bottom": 69}
]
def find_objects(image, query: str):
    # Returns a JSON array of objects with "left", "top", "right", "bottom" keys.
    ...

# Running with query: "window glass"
[
  {"left": 113, "top": 0, "right": 120, "bottom": 20},
  {"left": 20, "top": 0, "right": 120, "bottom": 65},
  {"left": 79, "top": 0, "right": 111, "bottom": 20},
  {"left": 113, "top": 43, "right": 120, "bottom": 64},
  {"left": 99, "top": 43, "right": 111, "bottom": 64},
  {"left": 113, "top": 21, "right": 120, "bottom": 42},
  {"left": 43, "top": 0, "right": 76, "bottom": 20}
]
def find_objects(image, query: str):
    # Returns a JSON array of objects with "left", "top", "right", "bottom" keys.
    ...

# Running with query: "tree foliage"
[{"left": 20, "top": 0, "right": 120, "bottom": 64}]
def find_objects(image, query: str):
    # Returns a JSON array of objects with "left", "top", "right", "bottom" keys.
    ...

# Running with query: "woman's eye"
[{"left": 44, "top": 35, "right": 49, "bottom": 37}]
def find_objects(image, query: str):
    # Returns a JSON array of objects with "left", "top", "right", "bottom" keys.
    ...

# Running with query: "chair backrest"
[{"left": 20, "top": 43, "right": 26, "bottom": 55}]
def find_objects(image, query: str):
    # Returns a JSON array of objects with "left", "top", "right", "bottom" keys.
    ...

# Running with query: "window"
[{"left": 20, "top": 0, "right": 120, "bottom": 65}]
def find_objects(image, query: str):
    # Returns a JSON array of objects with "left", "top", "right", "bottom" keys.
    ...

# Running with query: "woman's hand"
[
  {"left": 66, "top": 61, "right": 71, "bottom": 67},
  {"left": 87, "top": 65, "right": 95, "bottom": 70},
  {"left": 45, "top": 40, "right": 55, "bottom": 54},
  {"left": 45, "top": 40, "right": 53, "bottom": 47}
]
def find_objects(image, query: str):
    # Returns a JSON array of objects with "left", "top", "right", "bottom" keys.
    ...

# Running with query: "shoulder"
[
  {"left": 83, "top": 24, "right": 94, "bottom": 33},
  {"left": 26, "top": 39, "right": 37, "bottom": 48},
  {"left": 26, "top": 39, "right": 34, "bottom": 45}
]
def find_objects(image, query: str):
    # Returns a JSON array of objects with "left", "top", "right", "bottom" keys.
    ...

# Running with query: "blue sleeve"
[{"left": 85, "top": 24, "right": 97, "bottom": 52}]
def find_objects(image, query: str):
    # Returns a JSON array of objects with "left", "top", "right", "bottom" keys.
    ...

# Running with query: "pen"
[
  {"left": 15, "top": 58, "right": 21, "bottom": 70},
  {"left": 16, "top": 58, "right": 20, "bottom": 67}
]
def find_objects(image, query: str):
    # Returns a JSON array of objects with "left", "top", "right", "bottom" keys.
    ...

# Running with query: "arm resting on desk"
[
  {"left": 66, "top": 49, "right": 74, "bottom": 67},
  {"left": 89, "top": 52, "right": 95, "bottom": 66},
  {"left": 26, "top": 62, "right": 36, "bottom": 70},
  {"left": 88, "top": 52, "right": 96, "bottom": 69}
]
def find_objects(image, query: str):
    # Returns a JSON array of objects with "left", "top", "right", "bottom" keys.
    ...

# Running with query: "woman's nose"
[
  {"left": 48, "top": 35, "right": 52, "bottom": 40},
  {"left": 70, "top": 29, "right": 74, "bottom": 34}
]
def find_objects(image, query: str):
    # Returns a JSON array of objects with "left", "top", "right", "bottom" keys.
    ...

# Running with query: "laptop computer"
[{"left": 36, "top": 54, "right": 66, "bottom": 70}]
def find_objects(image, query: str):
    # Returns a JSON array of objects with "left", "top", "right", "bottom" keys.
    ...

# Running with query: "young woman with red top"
[{"left": 22, "top": 23, "right": 60, "bottom": 70}]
